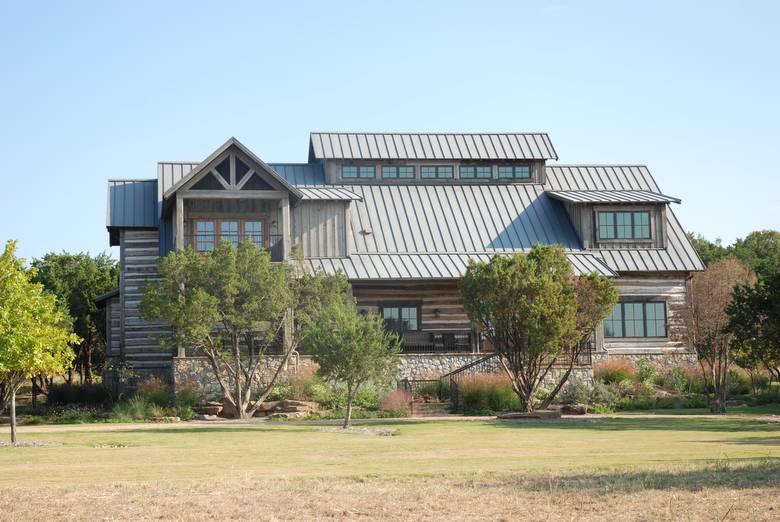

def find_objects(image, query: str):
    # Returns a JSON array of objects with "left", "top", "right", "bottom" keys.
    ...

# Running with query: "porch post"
[
  {"left": 280, "top": 196, "right": 291, "bottom": 260},
  {"left": 175, "top": 195, "right": 184, "bottom": 249}
]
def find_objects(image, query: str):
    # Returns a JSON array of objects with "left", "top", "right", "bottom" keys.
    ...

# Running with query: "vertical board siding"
[
  {"left": 120, "top": 229, "right": 171, "bottom": 370},
  {"left": 292, "top": 201, "right": 347, "bottom": 258},
  {"left": 352, "top": 282, "right": 471, "bottom": 331}
]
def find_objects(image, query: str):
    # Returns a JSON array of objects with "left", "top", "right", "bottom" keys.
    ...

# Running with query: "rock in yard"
[
  {"left": 195, "top": 414, "right": 221, "bottom": 421},
  {"left": 561, "top": 404, "right": 588, "bottom": 415},
  {"left": 497, "top": 410, "right": 562, "bottom": 420},
  {"left": 148, "top": 416, "right": 181, "bottom": 423}
]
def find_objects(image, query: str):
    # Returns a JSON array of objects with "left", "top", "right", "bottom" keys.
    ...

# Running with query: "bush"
[
  {"left": 113, "top": 396, "right": 151, "bottom": 421},
  {"left": 594, "top": 359, "right": 636, "bottom": 384},
  {"left": 560, "top": 379, "right": 591, "bottom": 405},
  {"left": 727, "top": 368, "right": 751, "bottom": 395},
  {"left": 458, "top": 374, "right": 518, "bottom": 414},
  {"left": 47, "top": 382, "right": 112, "bottom": 406},
  {"left": 379, "top": 388, "right": 411, "bottom": 416},
  {"left": 175, "top": 385, "right": 199, "bottom": 408},
  {"left": 43, "top": 405, "right": 106, "bottom": 424},
  {"left": 636, "top": 358, "right": 655, "bottom": 383},
  {"left": 655, "top": 366, "right": 689, "bottom": 394},
  {"left": 415, "top": 381, "right": 441, "bottom": 401},
  {"left": 136, "top": 376, "right": 169, "bottom": 407},
  {"left": 590, "top": 381, "right": 617, "bottom": 406},
  {"left": 683, "top": 366, "right": 707, "bottom": 394}
]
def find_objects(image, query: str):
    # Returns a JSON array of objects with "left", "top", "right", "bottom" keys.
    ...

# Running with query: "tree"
[
  {"left": 303, "top": 291, "right": 401, "bottom": 428},
  {"left": 30, "top": 252, "right": 118, "bottom": 385},
  {"left": 538, "top": 273, "right": 618, "bottom": 409},
  {"left": 728, "top": 271, "right": 780, "bottom": 383},
  {"left": 731, "top": 230, "right": 780, "bottom": 278},
  {"left": 140, "top": 241, "right": 328, "bottom": 419},
  {"left": 683, "top": 257, "right": 753, "bottom": 413},
  {"left": 0, "top": 241, "right": 78, "bottom": 443},
  {"left": 460, "top": 245, "right": 614, "bottom": 412},
  {"left": 687, "top": 233, "right": 729, "bottom": 266}
]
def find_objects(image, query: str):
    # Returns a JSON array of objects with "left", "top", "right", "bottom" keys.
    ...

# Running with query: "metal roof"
[
  {"left": 344, "top": 184, "right": 581, "bottom": 253},
  {"left": 547, "top": 190, "right": 680, "bottom": 205},
  {"left": 106, "top": 180, "right": 158, "bottom": 228},
  {"left": 270, "top": 163, "right": 326, "bottom": 186},
  {"left": 298, "top": 187, "right": 362, "bottom": 201},
  {"left": 305, "top": 252, "right": 615, "bottom": 281},
  {"left": 309, "top": 133, "right": 558, "bottom": 161},
  {"left": 545, "top": 165, "right": 704, "bottom": 272}
]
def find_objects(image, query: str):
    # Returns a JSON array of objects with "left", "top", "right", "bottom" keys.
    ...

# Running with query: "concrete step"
[{"left": 411, "top": 401, "right": 453, "bottom": 417}]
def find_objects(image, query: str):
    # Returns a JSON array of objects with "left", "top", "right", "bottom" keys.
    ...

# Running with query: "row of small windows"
[
  {"left": 598, "top": 211, "right": 651, "bottom": 241},
  {"left": 341, "top": 164, "right": 533, "bottom": 180}
]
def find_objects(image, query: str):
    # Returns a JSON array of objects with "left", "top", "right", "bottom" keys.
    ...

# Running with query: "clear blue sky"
[{"left": 1, "top": 1, "right": 778, "bottom": 261}]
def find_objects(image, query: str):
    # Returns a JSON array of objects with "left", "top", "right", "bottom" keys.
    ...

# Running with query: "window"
[
  {"left": 381, "top": 305, "right": 419, "bottom": 333},
  {"left": 459, "top": 165, "right": 492, "bottom": 179},
  {"left": 195, "top": 221, "right": 215, "bottom": 252},
  {"left": 192, "top": 218, "right": 265, "bottom": 252},
  {"left": 597, "top": 211, "right": 652, "bottom": 241},
  {"left": 341, "top": 165, "right": 375, "bottom": 179},
  {"left": 420, "top": 165, "right": 454, "bottom": 179},
  {"left": 604, "top": 301, "right": 667, "bottom": 338},
  {"left": 498, "top": 165, "right": 531, "bottom": 179},
  {"left": 381, "top": 165, "right": 415, "bottom": 179}
]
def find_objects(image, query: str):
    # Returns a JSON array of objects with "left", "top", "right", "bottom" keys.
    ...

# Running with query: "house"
[{"left": 99, "top": 133, "right": 704, "bottom": 394}]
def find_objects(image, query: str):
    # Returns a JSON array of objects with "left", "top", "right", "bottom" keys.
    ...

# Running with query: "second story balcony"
[{"left": 185, "top": 231, "right": 285, "bottom": 261}]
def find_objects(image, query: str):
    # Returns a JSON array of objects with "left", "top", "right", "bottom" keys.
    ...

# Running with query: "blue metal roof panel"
[{"left": 106, "top": 179, "right": 158, "bottom": 228}]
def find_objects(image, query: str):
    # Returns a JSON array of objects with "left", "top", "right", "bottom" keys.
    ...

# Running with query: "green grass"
[{"left": 1, "top": 416, "right": 779, "bottom": 488}]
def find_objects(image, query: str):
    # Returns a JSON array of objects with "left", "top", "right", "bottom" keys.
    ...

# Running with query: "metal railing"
[
  {"left": 400, "top": 331, "right": 473, "bottom": 354},
  {"left": 185, "top": 233, "right": 284, "bottom": 260}
]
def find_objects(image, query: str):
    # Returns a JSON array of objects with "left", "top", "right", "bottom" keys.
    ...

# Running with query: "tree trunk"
[
  {"left": 232, "top": 334, "right": 246, "bottom": 420},
  {"left": 10, "top": 388, "right": 17, "bottom": 445},
  {"left": 84, "top": 344, "right": 94, "bottom": 384},
  {"left": 343, "top": 386, "right": 355, "bottom": 429}
]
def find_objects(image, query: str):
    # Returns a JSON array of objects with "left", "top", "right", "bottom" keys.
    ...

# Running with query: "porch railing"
[
  {"left": 185, "top": 233, "right": 284, "bottom": 260},
  {"left": 400, "top": 331, "right": 473, "bottom": 354}
]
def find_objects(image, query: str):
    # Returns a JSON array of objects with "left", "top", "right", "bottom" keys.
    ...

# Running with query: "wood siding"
[
  {"left": 106, "top": 296, "right": 121, "bottom": 359},
  {"left": 184, "top": 199, "right": 282, "bottom": 238},
  {"left": 352, "top": 282, "right": 471, "bottom": 331},
  {"left": 601, "top": 273, "right": 690, "bottom": 354},
  {"left": 292, "top": 200, "right": 348, "bottom": 258},
  {"left": 120, "top": 229, "right": 172, "bottom": 370},
  {"left": 564, "top": 202, "right": 666, "bottom": 249}
]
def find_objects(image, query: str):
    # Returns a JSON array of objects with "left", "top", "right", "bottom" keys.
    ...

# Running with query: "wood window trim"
[
  {"left": 497, "top": 164, "right": 532, "bottom": 180},
  {"left": 420, "top": 165, "right": 454, "bottom": 179},
  {"left": 604, "top": 299, "right": 668, "bottom": 339},
  {"left": 595, "top": 209, "right": 654, "bottom": 243},
  {"left": 341, "top": 164, "right": 376, "bottom": 180},
  {"left": 191, "top": 216, "right": 267, "bottom": 251},
  {"left": 459, "top": 164, "right": 493, "bottom": 180},
  {"left": 381, "top": 165, "right": 416, "bottom": 179}
]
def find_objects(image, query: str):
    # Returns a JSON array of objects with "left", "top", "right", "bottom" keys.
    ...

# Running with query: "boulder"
[
  {"left": 220, "top": 400, "right": 239, "bottom": 419},
  {"left": 196, "top": 401, "right": 223, "bottom": 416},
  {"left": 195, "top": 414, "right": 220, "bottom": 421},
  {"left": 561, "top": 404, "right": 588, "bottom": 415}
]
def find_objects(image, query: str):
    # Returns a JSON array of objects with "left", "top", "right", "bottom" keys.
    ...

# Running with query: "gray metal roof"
[
  {"left": 344, "top": 184, "right": 581, "bottom": 253},
  {"left": 106, "top": 180, "right": 158, "bottom": 228},
  {"left": 545, "top": 165, "right": 704, "bottom": 272},
  {"left": 298, "top": 187, "right": 362, "bottom": 201},
  {"left": 547, "top": 189, "right": 680, "bottom": 205},
  {"left": 309, "top": 133, "right": 558, "bottom": 161},
  {"left": 305, "top": 252, "right": 615, "bottom": 281},
  {"left": 270, "top": 163, "right": 326, "bottom": 186}
]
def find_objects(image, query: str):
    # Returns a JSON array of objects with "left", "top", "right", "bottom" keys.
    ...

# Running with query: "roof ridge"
[
  {"left": 548, "top": 164, "right": 649, "bottom": 168},
  {"left": 310, "top": 131, "right": 551, "bottom": 136},
  {"left": 108, "top": 178, "right": 156, "bottom": 182}
]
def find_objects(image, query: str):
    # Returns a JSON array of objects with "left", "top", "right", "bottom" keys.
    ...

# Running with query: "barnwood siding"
[
  {"left": 292, "top": 200, "right": 348, "bottom": 257},
  {"left": 602, "top": 273, "right": 690, "bottom": 354},
  {"left": 106, "top": 296, "right": 121, "bottom": 358},
  {"left": 120, "top": 229, "right": 171, "bottom": 370},
  {"left": 563, "top": 202, "right": 666, "bottom": 249},
  {"left": 351, "top": 282, "right": 471, "bottom": 331}
]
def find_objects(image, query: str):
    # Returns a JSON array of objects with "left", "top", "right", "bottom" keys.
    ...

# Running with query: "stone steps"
[{"left": 411, "top": 401, "right": 454, "bottom": 417}]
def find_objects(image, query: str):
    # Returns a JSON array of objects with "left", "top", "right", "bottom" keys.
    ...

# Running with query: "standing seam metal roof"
[
  {"left": 106, "top": 180, "right": 158, "bottom": 228},
  {"left": 546, "top": 189, "right": 681, "bottom": 204},
  {"left": 309, "top": 133, "right": 558, "bottom": 160}
]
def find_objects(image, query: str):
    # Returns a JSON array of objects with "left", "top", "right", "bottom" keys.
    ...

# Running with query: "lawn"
[{"left": 1, "top": 416, "right": 779, "bottom": 520}]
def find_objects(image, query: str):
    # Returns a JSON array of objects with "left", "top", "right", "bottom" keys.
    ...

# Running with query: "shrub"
[
  {"left": 47, "top": 383, "right": 112, "bottom": 406},
  {"left": 655, "top": 366, "right": 689, "bottom": 394},
  {"left": 113, "top": 396, "right": 151, "bottom": 421},
  {"left": 727, "top": 369, "right": 751, "bottom": 395},
  {"left": 636, "top": 358, "right": 655, "bottom": 383},
  {"left": 379, "top": 388, "right": 411, "bottom": 416},
  {"left": 175, "top": 385, "right": 199, "bottom": 408},
  {"left": 136, "top": 376, "right": 169, "bottom": 407},
  {"left": 458, "top": 374, "right": 518, "bottom": 414},
  {"left": 594, "top": 359, "right": 636, "bottom": 384},
  {"left": 415, "top": 381, "right": 442, "bottom": 401},
  {"left": 560, "top": 379, "right": 591, "bottom": 405},
  {"left": 683, "top": 366, "right": 707, "bottom": 394},
  {"left": 44, "top": 405, "right": 105, "bottom": 424},
  {"left": 590, "top": 381, "right": 617, "bottom": 406}
]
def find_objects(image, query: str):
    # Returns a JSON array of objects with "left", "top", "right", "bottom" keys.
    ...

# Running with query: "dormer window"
[
  {"left": 598, "top": 211, "right": 651, "bottom": 240},
  {"left": 459, "top": 165, "right": 492, "bottom": 179},
  {"left": 498, "top": 165, "right": 531, "bottom": 179},
  {"left": 382, "top": 165, "right": 415, "bottom": 179},
  {"left": 421, "top": 166, "right": 453, "bottom": 179},
  {"left": 342, "top": 165, "right": 375, "bottom": 179}
]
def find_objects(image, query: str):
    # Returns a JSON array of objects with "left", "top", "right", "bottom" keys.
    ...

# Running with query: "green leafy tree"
[
  {"left": 140, "top": 241, "right": 329, "bottom": 419},
  {"left": 684, "top": 257, "right": 753, "bottom": 413},
  {"left": 30, "top": 252, "right": 118, "bottom": 385},
  {"left": 728, "top": 271, "right": 780, "bottom": 382},
  {"left": 0, "top": 241, "right": 78, "bottom": 443},
  {"left": 731, "top": 230, "right": 780, "bottom": 278},
  {"left": 460, "top": 245, "right": 595, "bottom": 412},
  {"left": 303, "top": 293, "right": 400, "bottom": 428},
  {"left": 687, "top": 233, "right": 729, "bottom": 266}
]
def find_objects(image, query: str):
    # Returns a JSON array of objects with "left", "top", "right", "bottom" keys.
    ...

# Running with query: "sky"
[{"left": 1, "top": 1, "right": 778, "bottom": 261}]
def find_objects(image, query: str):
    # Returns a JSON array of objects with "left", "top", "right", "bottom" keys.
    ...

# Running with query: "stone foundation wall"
[{"left": 592, "top": 351, "right": 698, "bottom": 367}]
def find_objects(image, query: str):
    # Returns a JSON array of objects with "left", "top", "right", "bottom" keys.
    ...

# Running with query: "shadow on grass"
[
  {"left": 478, "top": 459, "right": 780, "bottom": 493},
  {"left": 493, "top": 416, "right": 780, "bottom": 433}
]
